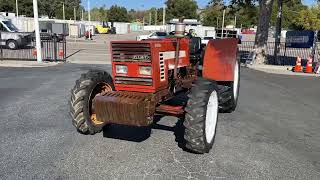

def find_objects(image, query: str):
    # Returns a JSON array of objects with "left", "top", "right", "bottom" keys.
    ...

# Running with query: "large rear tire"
[
  {"left": 184, "top": 78, "right": 219, "bottom": 153},
  {"left": 218, "top": 59, "right": 240, "bottom": 113},
  {"left": 70, "top": 70, "right": 114, "bottom": 135}
]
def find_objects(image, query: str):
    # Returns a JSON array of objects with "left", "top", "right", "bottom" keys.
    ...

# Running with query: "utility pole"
[
  {"left": 216, "top": 17, "right": 219, "bottom": 28},
  {"left": 15, "top": 0, "right": 19, "bottom": 18},
  {"left": 274, "top": 0, "right": 283, "bottom": 65},
  {"left": 74, "top": 7, "right": 76, "bottom": 21},
  {"left": 88, "top": 0, "right": 91, "bottom": 39},
  {"left": 62, "top": 3, "right": 65, "bottom": 20},
  {"left": 33, "top": 0, "right": 42, "bottom": 62},
  {"left": 81, "top": 9, "right": 84, "bottom": 21},
  {"left": 163, "top": 5, "right": 166, "bottom": 26},
  {"left": 234, "top": 16, "right": 237, "bottom": 28},
  {"left": 221, "top": 9, "right": 225, "bottom": 38},
  {"left": 88, "top": 0, "right": 91, "bottom": 22},
  {"left": 15, "top": 0, "right": 19, "bottom": 28},
  {"left": 143, "top": 16, "right": 145, "bottom": 29},
  {"left": 155, "top": 10, "right": 158, "bottom": 25},
  {"left": 149, "top": 12, "right": 152, "bottom": 25}
]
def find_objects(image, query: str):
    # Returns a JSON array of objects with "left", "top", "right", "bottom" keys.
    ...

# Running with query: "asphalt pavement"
[{"left": 0, "top": 64, "right": 319, "bottom": 180}]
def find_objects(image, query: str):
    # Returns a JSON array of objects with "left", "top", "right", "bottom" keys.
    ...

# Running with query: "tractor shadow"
[
  {"left": 102, "top": 92, "right": 188, "bottom": 150},
  {"left": 102, "top": 116, "right": 186, "bottom": 149}
]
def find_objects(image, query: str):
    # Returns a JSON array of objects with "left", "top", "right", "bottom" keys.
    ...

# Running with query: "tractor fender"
[{"left": 202, "top": 38, "right": 238, "bottom": 82}]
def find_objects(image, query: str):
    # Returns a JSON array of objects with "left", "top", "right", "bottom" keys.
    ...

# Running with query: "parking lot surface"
[{"left": 0, "top": 63, "right": 319, "bottom": 179}]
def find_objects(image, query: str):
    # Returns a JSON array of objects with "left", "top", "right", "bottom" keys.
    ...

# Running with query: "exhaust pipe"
[{"left": 174, "top": 23, "right": 185, "bottom": 79}]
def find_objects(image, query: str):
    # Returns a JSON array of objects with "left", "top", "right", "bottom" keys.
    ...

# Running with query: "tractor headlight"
[
  {"left": 116, "top": 65, "right": 128, "bottom": 74},
  {"left": 139, "top": 66, "right": 152, "bottom": 76}
]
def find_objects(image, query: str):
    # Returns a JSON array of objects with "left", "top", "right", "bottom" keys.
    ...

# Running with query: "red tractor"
[{"left": 70, "top": 24, "right": 240, "bottom": 153}]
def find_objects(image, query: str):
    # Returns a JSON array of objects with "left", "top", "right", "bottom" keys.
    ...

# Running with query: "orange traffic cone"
[
  {"left": 294, "top": 56, "right": 302, "bottom": 72},
  {"left": 305, "top": 56, "right": 313, "bottom": 73},
  {"left": 58, "top": 49, "right": 64, "bottom": 58}
]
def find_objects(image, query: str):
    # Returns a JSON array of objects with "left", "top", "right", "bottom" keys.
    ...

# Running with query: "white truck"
[
  {"left": 136, "top": 31, "right": 168, "bottom": 41},
  {"left": 0, "top": 16, "right": 32, "bottom": 49}
]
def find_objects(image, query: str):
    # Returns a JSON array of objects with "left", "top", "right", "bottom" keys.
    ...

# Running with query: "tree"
[
  {"left": 0, "top": 0, "right": 82, "bottom": 19},
  {"left": 39, "top": 0, "right": 62, "bottom": 18},
  {"left": 90, "top": 6, "right": 108, "bottom": 21},
  {"left": 165, "top": 0, "right": 199, "bottom": 20},
  {"left": 296, "top": 6, "right": 320, "bottom": 30},
  {"left": 229, "top": 0, "right": 258, "bottom": 28},
  {"left": 202, "top": 0, "right": 225, "bottom": 27},
  {"left": 0, "top": 0, "right": 14, "bottom": 13},
  {"left": 108, "top": 5, "right": 130, "bottom": 22},
  {"left": 270, "top": 0, "right": 307, "bottom": 29},
  {"left": 203, "top": 0, "right": 258, "bottom": 28},
  {"left": 253, "top": 0, "right": 275, "bottom": 64}
]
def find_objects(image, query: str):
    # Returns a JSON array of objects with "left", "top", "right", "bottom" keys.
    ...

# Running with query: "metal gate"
[
  {"left": 238, "top": 41, "right": 320, "bottom": 66},
  {"left": 0, "top": 33, "right": 66, "bottom": 62}
]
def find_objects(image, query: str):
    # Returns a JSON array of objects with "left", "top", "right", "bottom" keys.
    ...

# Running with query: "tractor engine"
[{"left": 93, "top": 38, "right": 199, "bottom": 126}]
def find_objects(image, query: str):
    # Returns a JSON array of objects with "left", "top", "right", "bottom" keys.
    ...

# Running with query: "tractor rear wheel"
[
  {"left": 184, "top": 78, "right": 219, "bottom": 153},
  {"left": 218, "top": 59, "right": 240, "bottom": 113},
  {"left": 70, "top": 70, "right": 114, "bottom": 135}
]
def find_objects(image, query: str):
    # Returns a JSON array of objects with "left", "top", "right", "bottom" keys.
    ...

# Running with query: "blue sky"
[{"left": 82, "top": 0, "right": 316, "bottom": 10}]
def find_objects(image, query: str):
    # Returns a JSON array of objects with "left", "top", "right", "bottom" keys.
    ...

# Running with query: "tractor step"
[{"left": 156, "top": 104, "right": 184, "bottom": 115}]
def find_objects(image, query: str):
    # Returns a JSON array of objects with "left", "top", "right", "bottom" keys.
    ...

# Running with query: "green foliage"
[
  {"left": 202, "top": 2, "right": 224, "bottom": 27},
  {"left": 0, "top": 0, "right": 82, "bottom": 19},
  {"left": 202, "top": 0, "right": 258, "bottom": 28},
  {"left": 90, "top": 6, "right": 108, "bottom": 21},
  {"left": 296, "top": 5, "right": 320, "bottom": 30},
  {"left": 39, "top": 0, "right": 63, "bottom": 18},
  {"left": 108, "top": 5, "right": 130, "bottom": 22},
  {"left": 270, "top": 0, "right": 307, "bottom": 29},
  {"left": 165, "top": 0, "right": 199, "bottom": 20},
  {"left": 0, "top": 0, "right": 14, "bottom": 13}
]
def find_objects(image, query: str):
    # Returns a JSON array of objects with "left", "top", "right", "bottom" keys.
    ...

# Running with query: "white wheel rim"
[
  {"left": 205, "top": 90, "right": 218, "bottom": 144},
  {"left": 233, "top": 60, "right": 239, "bottom": 100},
  {"left": 9, "top": 42, "right": 15, "bottom": 49}
]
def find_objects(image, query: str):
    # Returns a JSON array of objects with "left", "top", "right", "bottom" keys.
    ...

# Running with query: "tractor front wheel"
[
  {"left": 218, "top": 59, "right": 240, "bottom": 113},
  {"left": 70, "top": 70, "right": 114, "bottom": 135},
  {"left": 184, "top": 78, "right": 219, "bottom": 153}
]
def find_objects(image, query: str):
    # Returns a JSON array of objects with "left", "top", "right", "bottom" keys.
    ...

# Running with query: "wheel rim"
[
  {"left": 233, "top": 60, "right": 239, "bottom": 100},
  {"left": 205, "top": 90, "right": 218, "bottom": 144},
  {"left": 89, "top": 83, "right": 112, "bottom": 125},
  {"left": 8, "top": 42, "right": 15, "bottom": 49}
]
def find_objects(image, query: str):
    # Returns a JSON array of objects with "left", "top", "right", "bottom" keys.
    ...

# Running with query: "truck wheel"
[
  {"left": 218, "top": 59, "right": 240, "bottom": 113},
  {"left": 184, "top": 78, "right": 219, "bottom": 153},
  {"left": 7, "top": 40, "right": 18, "bottom": 50},
  {"left": 70, "top": 70, "right": 114, "bottom": 135}
]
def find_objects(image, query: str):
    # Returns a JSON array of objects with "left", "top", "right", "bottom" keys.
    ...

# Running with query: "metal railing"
[
  {"left": 238, "top": 41, "right": 320, "bottom": 66},
  {"left": 0, "top": 34, "right": 66, "bottom": 62}
]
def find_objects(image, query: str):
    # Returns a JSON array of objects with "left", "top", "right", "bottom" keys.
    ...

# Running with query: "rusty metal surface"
[
  {"left": 93, "top": 91, "right": 156, "bottom": 126},
  {"left": 156, "top": 104, "right": 184, "bottom": 115}
]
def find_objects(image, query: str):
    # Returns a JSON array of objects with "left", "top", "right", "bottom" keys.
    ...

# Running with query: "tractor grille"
[
  {"left": 159, "top": 53, "right": 165, "bottom": 81},
  {"left": 112, "top": 43, "right": 151, "bottom": 62},
  {"left": 115, "top": 77, "right": 153, "bottom": 86}
]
